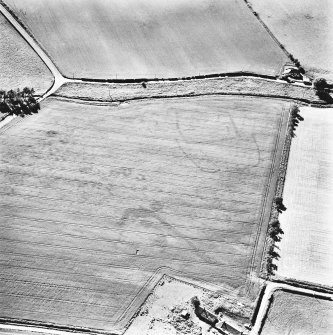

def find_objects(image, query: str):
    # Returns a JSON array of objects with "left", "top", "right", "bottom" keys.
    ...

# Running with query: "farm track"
[
  {"left": 245, "top": 104, "right": 285, "bottom": 289},
  {"left": 0, "top": 190, "right": 258, "bottom": 221},
  {"left": 0, "top": 250, "right": 243, "bottom": 276},
  {"left": 0, "top": 260, "right": 237, "bottom": 286},
  {"left": 0, "top": 114, "right": 27, "bottom": 134},
  {"left": 0, "top": 177, "right": 264, "bottom": 209},
  {"left": 0, "top": 199, "right": 253, "bottom": 226},
  {"left": 0, "top": 171, "right": 265, "bottom": 204},
  {"left": 0, "top": 246, "right": 246, "bottom": 271},
  {"left": 0, "top": 148, "right": 271, "bottom": 180},
  {"left": 0, "top": 205, "right": 255, "bottom": 233},
  {"left": 0, "top": 141, "right": 270, "bottom": 176},
  {"left": 0, "top": 218, "right": 252, "bottom": 264},
  {"left": 0, "top": 222, "right": 250, "bottom": 255}
]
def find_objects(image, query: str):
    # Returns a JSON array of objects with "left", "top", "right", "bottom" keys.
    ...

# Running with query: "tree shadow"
[{"left": 316, "top": 91, "right": 333, "bottom": 103}]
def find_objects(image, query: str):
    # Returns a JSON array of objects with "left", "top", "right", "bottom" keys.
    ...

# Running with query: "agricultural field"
[
  {"left": 276, "top": 107, "right": 333, "bottom": 287},
  {"left": 0, "top": 96, "right": 289, "bottom": 332},
  {"left": 4, "top": 0, "right": 288, "bottom": 79},
  {"left": 261, "top": 290, "right": 333, "bottom": 335},
  {"left": 250, "top": 0, "right": 333, "bottom": 81},
  {"left": 0, "top": 12, "right": 53, "bottom": 95}
]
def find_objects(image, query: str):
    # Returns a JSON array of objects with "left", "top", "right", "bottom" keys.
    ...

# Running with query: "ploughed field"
[
  {"left": 276, "top": 107, "right": 333, "bottom": 287},
  {"left": 0, "top": 12, "right": 53, "bottom": 95},
  {"left": 0, "top": 96, "right": 288, "bottom": 332},
  {"left": 250, "top": 0, "right": 333, "bottom": 81},
  {"left": 261, "top": 290, "right": 333, "bottom": 335},
  {"left": 5, "top": 0, "right": 288, "bottom": 79}
]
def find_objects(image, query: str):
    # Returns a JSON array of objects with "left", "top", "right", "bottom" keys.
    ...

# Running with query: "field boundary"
[
  {"left": 259, "top": 105, "right": 293, "bottom": 279},
  {"left": 245, "top": 103, "right": 288, "bottom": 290},
  {"left": 0, "top": 318, "right": 108, "bottom": 335},
  {"left": 53, "top": 77, "right": 333, "bottom": 107},
  {"left": 243, "top": 0, "right": 296, "bottom": 66},
  {"left": 54, "top": 91, "right": 323, "bottom": 107},
  {"left": 272, "top": 278, "right": 333, "bottom": 295},
  {"left": 73, "top": 71, "right": 277, "bottom": 83}
]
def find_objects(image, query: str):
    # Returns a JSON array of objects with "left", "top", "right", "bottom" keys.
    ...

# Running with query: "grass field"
[
  {"left": 5, "top": 0, "right": 288, "bottom": 79},
  {"left": 261, "top": 290, "right": 333, "bottom": 335},
  {"left": 0, "top": 96, "right": 288, "bottom": 332},
  {"left": 250, "top": 0, "right": 333, "bottom": 81},
  {"left": 276, "top": 107, "right": 333, "bottom": 287},
  {"left": 0, "top": 12, "right": 53, "bottom": 94},
  {"left": 55, "top": 76, "right": 320, "bottom": 103}
]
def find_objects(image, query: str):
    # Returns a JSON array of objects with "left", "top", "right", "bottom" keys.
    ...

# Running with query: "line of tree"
[
  {"left": 289, "top": 104, "right": 304, "bottom": 137},
  {"left": 266, "top": 218, "right": 284, "bottom": 276},
  {"left": 0, "top": 87, "right": 40, "bottom": 117},
  {"left": 265, "top": 197, "right": 287, "bottom": 276}
]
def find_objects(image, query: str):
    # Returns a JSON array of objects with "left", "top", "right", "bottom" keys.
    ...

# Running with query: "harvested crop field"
[
  {"left": 250, "top": 0, "right": 333, "bottom": 81},
  {"left": 5, "top": 0, "right": 288, "bottom": 79},
  {"left": 276, "top": 107, "right": 333, "bottom": 287},
  {"left": 0, "top": 12, "right": 53, "bottom": 95},
  {"left": 0, "top": 96, "right": 289, "bottom": 332},
  {"left": 261, "top": 290, "right": 333, "bottom": 335}
]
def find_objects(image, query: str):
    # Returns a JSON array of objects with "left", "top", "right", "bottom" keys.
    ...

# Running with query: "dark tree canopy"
[
  {"left": 313, "top": 77, "right": 328, "bottom": 91},
  {"left": 0, "top": 87, "right": 40, "bottom": 117}
]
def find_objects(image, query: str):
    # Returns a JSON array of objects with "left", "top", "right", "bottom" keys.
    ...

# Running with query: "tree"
[
  {"left": 274, "top": 197, "right": 287, "bottom": 212},
  {"left": 191, "top": 296, "right": 200, "bottom": 309},
  {"left": 313, "top": 77, "right": 328, "bottom": 91},
  {"left": 268, "top": 219, "right": 284, "bottom": 242},
  {"left": 268, "top": 246, "right": 280, "bottom": 260},
  {"left": 22, "top": 87, "right": 31, "bottom": 95},
  {"left": 0, "top": 87, "right": 39, "bottom": 116}
]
